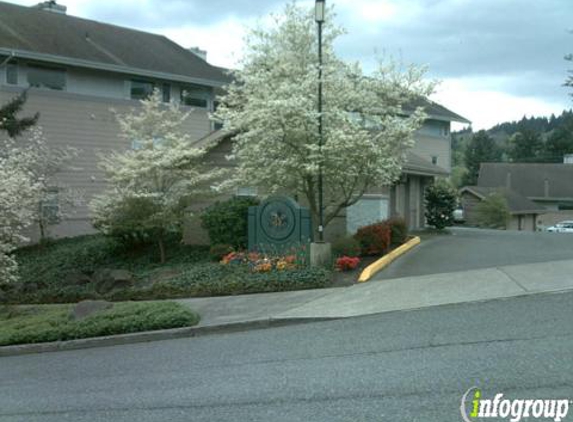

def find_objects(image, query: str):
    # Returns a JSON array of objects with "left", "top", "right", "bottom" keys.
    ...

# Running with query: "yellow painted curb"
[{"left": 357, "top": 236, "right": 421, "bottom": 283}]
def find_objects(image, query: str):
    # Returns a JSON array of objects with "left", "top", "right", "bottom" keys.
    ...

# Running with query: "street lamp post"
[{"left": 315, "top": 0, "right": 325, "bottom": 242}]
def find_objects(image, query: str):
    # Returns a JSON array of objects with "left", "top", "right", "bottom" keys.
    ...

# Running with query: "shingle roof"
[
  {"left": 478, "top": 162, "right": 573, "bottom": 200},
  {"left": 403, "top": 151, "right": 449, "bottom": 176},
  {"left": 0, "top": 1, "right": 230, "bottom": 85},
  {"left": 404, "top": 97, "right": 471, "bottom": 124},
  {"left": 193, "top": 130, "right": 449, "bottom": 177},
  {"left": 460, "top": 186, "right": 546, "bottom": 215}
]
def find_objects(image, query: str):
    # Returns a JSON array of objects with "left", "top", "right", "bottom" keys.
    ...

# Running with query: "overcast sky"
[{"left": 10, "top": 0, "right": 573, "bottom": 129}]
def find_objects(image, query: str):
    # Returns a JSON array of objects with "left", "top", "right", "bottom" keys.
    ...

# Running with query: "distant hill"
[
  {"left": 450, "top": 109, "right": 573, "bottom": 186},
  {"left": 454, "top": 110, "right": 573, "bottom": 146}
]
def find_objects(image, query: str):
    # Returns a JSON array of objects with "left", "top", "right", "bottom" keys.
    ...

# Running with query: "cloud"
[
  {"left": 5, "top": 0, "right": 572, "bottom": 127},
  {"left": 433, "top": 77, "right": 569, "bottom": 130},
  {"left": 76, "top": 0, "right": 286, "bottom": 28}
]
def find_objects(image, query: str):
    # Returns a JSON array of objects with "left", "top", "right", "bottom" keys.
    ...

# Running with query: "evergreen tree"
[
  {"left": 507, "top": 129, "right": 544, "bottom": 162},
  {"left": 0, "top": 91, "right": 39, "bottom": 137},
  {"left": 462, "top": 130, "right": 502, "bottom": 185},
  {"left": 566, "top": 53, "right": 573, "bottom": 98},
  {"left": 543, "top": 115, "right": 573, "bottom": 162}
]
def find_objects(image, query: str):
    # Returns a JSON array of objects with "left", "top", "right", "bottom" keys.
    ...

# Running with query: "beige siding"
[
  {"left": 412, "top": 120, "right": 452, "bottom": 173},
  {"left": 507, "top": 215, "right": 536, "bottom": 231},
  {"left": 0, "top": 86, "right": 213, "bottom": 240}
]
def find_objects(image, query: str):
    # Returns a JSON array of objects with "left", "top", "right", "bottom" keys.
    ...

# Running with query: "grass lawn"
[{"left": 0, "top": 301, "right": 200, "bottom": 346}]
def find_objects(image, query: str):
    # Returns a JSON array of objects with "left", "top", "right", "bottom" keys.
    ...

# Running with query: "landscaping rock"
[
  {"left": 93, "top": 269, "right": 134, "bottom": 294},
  {"left": 63, "top": 271, "right": 92, "bottom": 286},
  {"left": 71, "top": 300, "right": 113, "bottom": 320},
  {"left": 147, "top": 268, "right": 182, "bottom": 286}
]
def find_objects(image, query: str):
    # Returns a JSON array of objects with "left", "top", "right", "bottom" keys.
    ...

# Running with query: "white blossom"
[
  {"left": 214, "top": 4, "right": 436, "bottom": 230},
  {"left": 91, "top": 91, "right": 225, "bottom": 262}
]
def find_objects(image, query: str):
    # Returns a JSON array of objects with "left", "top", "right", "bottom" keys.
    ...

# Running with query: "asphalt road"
[
  {"left": 1, "top": 291, "right": 573, "bottom": 422},
  {"left": 376, "top": 227, "right": 573, "bottom": 280}
]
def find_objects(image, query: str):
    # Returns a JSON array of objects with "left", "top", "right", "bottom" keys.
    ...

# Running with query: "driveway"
[{"left": 375, "top": 227, "right": 573, "bottom": 280}]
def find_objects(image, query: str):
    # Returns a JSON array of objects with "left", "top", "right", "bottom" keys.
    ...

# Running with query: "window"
[
  {"left": 162, "top": 83, "right": 171, "bottom": 103},
  {"left": 236, "top": 186, "right": 258, "bottom": 197},
  {"left": 27, "top": 65, "right": 66, "bottom": 90},
  {"left": 346, "top": 196, "right": 389, "bottom": 234},
  {"left": 431, "top": 156, "right": 438, "bottom": 165},
  {"left": 212, "top": 100, "right": 223, "bottom": 130},
  {"left": 6, "top": 62, "right": 18, "bottom": 85},
  {"left": 132, "top": 138, "right": 164, "bottom": 150},
  {"left": 40, "top": 188, "right": 60, "bottom": 225},
  {"left": 181, "top": 86, "right": 208, "bottom": 108},
  {"left": 131, "top": 80, "right": 154, "bottom": 100}
]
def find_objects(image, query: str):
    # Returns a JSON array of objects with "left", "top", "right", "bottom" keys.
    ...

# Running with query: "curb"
[
  {"left": 0, "top": 317, "right": 338, "bottom": 357},
  {"left": 358, "top": 236, "right": 421, "bottom": 283}
]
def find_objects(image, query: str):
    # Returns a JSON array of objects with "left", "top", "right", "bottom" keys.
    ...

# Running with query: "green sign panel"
[{"left": 248, "top": 196, "right": 313, "bottom": 252}]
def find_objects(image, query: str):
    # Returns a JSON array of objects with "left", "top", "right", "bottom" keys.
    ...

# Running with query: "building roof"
[
  {"left": 0, "top": 1, "right": 230, "bottom": 87},
  {"left": 478, "top": 162, "right": 573, "bottom": 201},
  {"left": 404, "top": 97, "right": 471, "bottom": 124},
  {"left": 460, "top": 186, "right": 546, "bottom": 215},
  {"left": 193, "top": 130, "right": 449, "bottom": 177},
  {"left": 403, "top": 151, "right": 449, "bottom": 176}
]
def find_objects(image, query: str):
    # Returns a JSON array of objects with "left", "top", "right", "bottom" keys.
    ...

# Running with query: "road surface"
[{"left": 1, "top": 290, "right": 572, "bottom": 421}]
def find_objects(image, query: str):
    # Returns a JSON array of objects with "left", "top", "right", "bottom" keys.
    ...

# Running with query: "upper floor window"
[
  {"left": 418, "top": 121, "right": 450, "bottom": 137},
  {"left": 27, "top": 64, "right": 66, "bottom": 90},
  {"left": 130, "top": 80, "right": 154, "bottom": 100},
  {"left": 236, "top": 186, "right": 258, "bottom": 197},
  {"left": 40, "top": 187, "right": 60, "bottom": 225},
  {"left": 181, "top": 86, "right": 209, "bottom": 108},
  {"left": 6, "top": 62, "right": 18, "bottom": 85},
  {"left": 132, "top": 137, "right": 164, "bottom": 150}
]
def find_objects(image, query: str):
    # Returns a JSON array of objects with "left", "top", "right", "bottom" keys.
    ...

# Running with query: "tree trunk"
[{"left": 158, "top": 237, "right": 166, "bottom": 264}]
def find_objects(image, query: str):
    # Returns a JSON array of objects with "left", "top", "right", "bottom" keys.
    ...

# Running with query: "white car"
[
  {"left": 546, "top": 221, "right": 573, "bottom": 233},
  {"left": 453, "top": 207, "right": 465, "bottom": 223}
]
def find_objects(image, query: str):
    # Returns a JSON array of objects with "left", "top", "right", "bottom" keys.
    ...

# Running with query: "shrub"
[
  {"left": 109, "top": 264, "right": 331, "bottom": 300},
  {"left": 475, "top": 193, "right": 510, "bottom": 229},
  {"left": 209, "top": 244, "right": 233, "bottom": 261},
  {"left": 331, "top": 236, "right": 361, "bottom": 257},
  {"left": 387, "top": 217, "right": 408, "bottom": 245},
  {"left": 425, "top": 181, "right": 457, "bottom": 230},
  {"left": 354, "top": 221, "right": 391, "bottom": 256},
  {"left": 92, "top": 196, "right": 165, "bottom": 248},
  {"left": 335, "top": 256, "right": 361, "bottom": 271},
  {"left": 13, "top": 234, "right": 209, "bottom": 292},
  {"left": 200, "top": 196, "right": 260, "bottom": 249},
  {"left": 0, "top": 301, "right": 200, "bottom": 346}
]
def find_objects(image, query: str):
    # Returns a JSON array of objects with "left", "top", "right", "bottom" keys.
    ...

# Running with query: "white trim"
[{"left": 0, "top": 48, "right": 227, "bottom": 88}]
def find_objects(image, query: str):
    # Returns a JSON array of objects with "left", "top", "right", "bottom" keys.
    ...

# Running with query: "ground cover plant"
[
  {"left": 0, "top": 301, "right": 199, "bottom": 346},
  {"left": 7, "top": 234, "right": 331, "bottom": 304}
]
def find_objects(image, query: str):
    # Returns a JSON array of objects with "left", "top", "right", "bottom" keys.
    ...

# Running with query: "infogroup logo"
[{"left": 460, "top": 387, "right": 571, "bottom": 422}]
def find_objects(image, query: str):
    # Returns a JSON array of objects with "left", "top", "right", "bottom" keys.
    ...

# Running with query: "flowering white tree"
[
  {"left": 214, "top": 4, "right": 435, "bottom": 233},
  {"left": 91, "top": 91, "right": 224, "bottom": 263},
  {"left": 0, "top": 133, "right": 42, "bottom": 284},
  {"left": 0, "top": 126, "right": 81, "bottom": 284}
]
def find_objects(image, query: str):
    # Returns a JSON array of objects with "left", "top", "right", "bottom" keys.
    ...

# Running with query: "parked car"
[
  {"left": 546, "top": 221, "right": 573, "bottom": 233},
  {"left": 453, "top": 206, "right": 465, "bottom": 223}
]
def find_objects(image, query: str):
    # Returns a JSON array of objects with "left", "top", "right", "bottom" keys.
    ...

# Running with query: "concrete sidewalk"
[
  {"left": 4, "top": 258, "right": 573, "bottom": 356},
  {"left": 178, "top": 258, "right": 573, "bottom": 324}
]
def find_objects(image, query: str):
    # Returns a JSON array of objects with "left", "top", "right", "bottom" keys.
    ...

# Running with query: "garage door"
[{"left": 346, "top": 196, "right": 389, "bottom": 234}]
